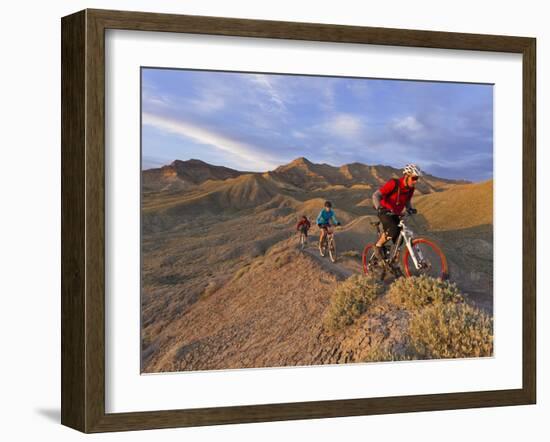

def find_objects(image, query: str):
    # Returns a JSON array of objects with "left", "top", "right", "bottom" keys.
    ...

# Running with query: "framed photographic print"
[{"left": 61, "top": 9, "right": 536, "bottom": 433}]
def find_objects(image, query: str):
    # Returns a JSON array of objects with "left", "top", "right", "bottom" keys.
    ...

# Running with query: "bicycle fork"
[{"left": 403, "top": 236, "right": 424, "bottom": 270}]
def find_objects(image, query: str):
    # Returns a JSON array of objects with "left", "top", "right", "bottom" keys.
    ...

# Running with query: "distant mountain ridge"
[
  {"left": 143, "top": 157, "right": 469, "bottom": 194},
  {"left": 142, "top": 159, "right": 247, "bottom": 192}
]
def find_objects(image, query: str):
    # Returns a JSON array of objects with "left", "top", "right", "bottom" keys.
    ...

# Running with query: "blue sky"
[{"left": 142, "top": 68, "right": 493, "bottom": 181}]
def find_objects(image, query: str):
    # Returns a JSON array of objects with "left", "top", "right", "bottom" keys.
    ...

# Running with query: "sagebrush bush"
[
  {"left": 324, "top": 275, "right": 383, "bottom": 331},
  {"left": 360, "top": 340, "right": 415, "bottom": 363},
  {"left": 231, "top": 264, "right": 250, "bottom": 282},
  {"left": 408, "top": 302, "right": 493, "bottom": 359},
  {"left": 388, "top": 275, "right": 463, "bottom": 309}
]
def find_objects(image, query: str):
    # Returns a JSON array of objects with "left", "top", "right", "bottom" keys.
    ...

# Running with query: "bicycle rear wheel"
[
  {"left": 362, "top": 244, "right": 385, "bottom": 280},
  {"left": 300, "top": 233, "right": 306, "bottom": 249},
  {"left": 402, "top": 238, "right": 449, "bottom": 280}
]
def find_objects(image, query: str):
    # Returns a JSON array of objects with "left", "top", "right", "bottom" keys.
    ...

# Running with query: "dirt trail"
[{"left": 300, "top": 244, "right": 354, "bottom": 280}]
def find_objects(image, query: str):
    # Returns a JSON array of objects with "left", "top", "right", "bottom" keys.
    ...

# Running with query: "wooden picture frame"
[{"left": 61, "top": 8, "right": 536, "bottom": 433}]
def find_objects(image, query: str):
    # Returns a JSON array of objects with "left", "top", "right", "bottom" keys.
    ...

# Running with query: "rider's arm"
[
  {"left": 372, "top": 189, "right": 382, "bottom": 209},
  {"left": 374, "top": 179, "right": 398, "bottom": 209},
  {"left": 405, "top": 187, "right": 416, "bottom": 210},
  {"left": 331, "top": 212, "right": 340, "bottom": 225},
  {"left": 316, "top": 210, "right": 324, "bottom": 225}
]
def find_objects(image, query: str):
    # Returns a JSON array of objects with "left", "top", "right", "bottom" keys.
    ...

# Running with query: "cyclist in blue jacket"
[{"left": 316, "top": 201, "right": 341, "bottom": 251}]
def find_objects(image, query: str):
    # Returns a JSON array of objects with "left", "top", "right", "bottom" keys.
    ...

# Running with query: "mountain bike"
[
  {"left": 319, "top": 225, "right": 338, "bottom": 263},
  {"left": 362, "top": 213, "right": 448, "bottom": 280},
  {"left": 298, "top": 228, "right": 308, "bottom": 250}
]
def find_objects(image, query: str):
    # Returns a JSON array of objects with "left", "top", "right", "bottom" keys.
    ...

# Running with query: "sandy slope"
[
  {"left": 143, "top": 237, "right": 428, "bottom": 372},
  {"left": 414, "top": 179, "right": 493, "bottom": 231},
  {"left": 144, "top": 242, "right": 341, "bottom": 372}
]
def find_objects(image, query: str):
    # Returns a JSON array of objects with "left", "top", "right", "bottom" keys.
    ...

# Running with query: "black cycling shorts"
[{"left": 378, "top": 213, "right": 401, "bottom": 242}]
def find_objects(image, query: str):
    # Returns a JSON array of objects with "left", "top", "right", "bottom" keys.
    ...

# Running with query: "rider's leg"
[
  {"left": 374, "top": 233, "right": 388, "bottom": 260},
  {"left": 374, "top": 214, "right": 393, "bottom": 259},
  {"left": 376, "top": 231, "right": 388, "bottom": 247},
  {"left": 385, "top": 216, "right": 401, "bottom": 259},
  {"left": 319, "top": 228, "right": 326, "bottom": 247}
]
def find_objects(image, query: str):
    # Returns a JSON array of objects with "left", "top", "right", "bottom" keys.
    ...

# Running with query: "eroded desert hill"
[{"left": 141, "top": 157, "right": 469, "bottom": 233}]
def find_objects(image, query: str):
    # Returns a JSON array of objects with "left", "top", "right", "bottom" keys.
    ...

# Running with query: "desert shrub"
[
  {"left": 324, "top": 275, "right": 383, "bottom": 331},
  {"left": 360, "top": 340, "right": 415, "bottom": 363},
  {"left": 231, "top": 265, "right": 250, "bottom": 282},
  {"left": 408, "top": 303, "right": 493, "bottom": 359},
  {"left": 388, "top": 275, "right": 463, "bottom": 310},
  {"left": 250, "top": 258, "right": 265, "bottom": 270}
]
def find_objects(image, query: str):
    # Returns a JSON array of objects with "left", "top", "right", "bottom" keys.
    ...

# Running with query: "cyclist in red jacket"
[
  {"left": 296, "top": 215, "right": 311, "bottom": 237},
  {"left": 371, "top": 164, "right": 421, "bottom": 259}
]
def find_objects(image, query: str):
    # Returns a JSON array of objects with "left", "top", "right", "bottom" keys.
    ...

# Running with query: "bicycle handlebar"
[{"left": 380, "top": 210, "right": 416, "bottom": 218}]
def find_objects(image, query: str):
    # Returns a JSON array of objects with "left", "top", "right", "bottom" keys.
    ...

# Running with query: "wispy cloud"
[
  {"left": 292, "top": 130, "right": 307, "bottom": 139},
  {"left": 322, "top": 113, "right": 364, "bottom": 139},
  {"left": 392, "top": 115, "right": 424, "bottom": 133},
  {"left": 142, "top": 86, "right": 173, "bottom": 109},
  {"left": 143, "top": 87, "right": 225, "bottom": 115},
  {"left": 142, "top": 112, "right": 278, "bottom": 171},
  {"left": 249, "top": 74, "right": 288, "bottom": 113},
  {"left": 189, "top": 92, "right": 225, "bottom": 113}
]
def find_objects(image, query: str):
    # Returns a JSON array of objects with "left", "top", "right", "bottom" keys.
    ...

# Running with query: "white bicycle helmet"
[{"left": 403, "top": 163, "right": 422, "bottom": 177}]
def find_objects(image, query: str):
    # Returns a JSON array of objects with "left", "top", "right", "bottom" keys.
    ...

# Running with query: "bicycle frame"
[
  {"left": 319, "top": 225, "right": 336, "bottom": 239},
  {"left": 381, "top": 215, "right": 424, "bottom": 270},
  {"left": 320, "top": 225, "right": 337, "bottom": 252}
]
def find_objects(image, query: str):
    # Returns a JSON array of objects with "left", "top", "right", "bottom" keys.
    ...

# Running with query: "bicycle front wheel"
[
  {"left": 329, "top": 237, "right": 336, "bottom": 263},
  {"left": 319, "top": 237, "right": 328, "bottom": 257},
  {"left": 402, "top": 238, "right": 449, "bottom": 280}
]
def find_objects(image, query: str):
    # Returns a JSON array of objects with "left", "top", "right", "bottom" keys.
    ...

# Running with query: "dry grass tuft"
[
  {"left": 324, "top": 275, "right": 383, "bottom": 331},
  {"left": 358, "top": 276, "right": 492, "bottom": 362},
  {"left": 408, "top": 302, "right": 493, "bottom": 359},
  {"left": 388, "top": 275, "right": 463, "bottom": 310},
  {"left": 231, "top": 265, "right": 250, "bottom": 282}
]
